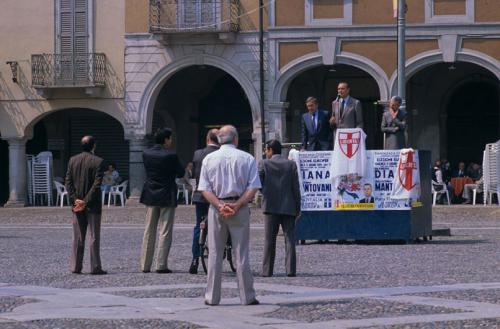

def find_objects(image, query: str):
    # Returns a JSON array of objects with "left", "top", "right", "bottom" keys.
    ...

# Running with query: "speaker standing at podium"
[{"left": 329, "top": 82, "right": 364, "bottom": 147}]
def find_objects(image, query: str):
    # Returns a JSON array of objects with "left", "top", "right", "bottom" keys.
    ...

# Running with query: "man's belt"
[{"left": 219, "top": 196, "right": 240, "bottom": 201}]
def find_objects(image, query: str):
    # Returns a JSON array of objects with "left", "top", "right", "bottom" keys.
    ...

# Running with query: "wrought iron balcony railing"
[
  {"left": 149, "top": 0, "right": 240, "bottom": 34},
  {"left": 31, "top": 53, "right": 106, "bottom": 88}
]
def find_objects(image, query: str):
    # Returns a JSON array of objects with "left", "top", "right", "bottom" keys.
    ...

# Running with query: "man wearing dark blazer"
[
  {"left": 301, "top": 97, "right": 332, "bottom": 151},
  {"left": 329, "top": 82, "right": 364, "bottom": 147},
  {"left": 140, "top": 128, "right": 184, "bottom": 273},
  {"left": 359, "top": 183, "right": 375, "bottom": 203},
  {"left": 65, "top": 135, "right": 106, "bottom": 275},
  {"left": 259, "top": 140, "right": 301, "bottom": 277},
  {"left": 188, "top": 129, "right": 219, "bottom": 274}
]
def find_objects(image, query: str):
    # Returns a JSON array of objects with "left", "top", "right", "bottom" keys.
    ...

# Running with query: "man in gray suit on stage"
[
  {"left": 259, "top": 140, "right": 301, "bottom": 277},
  {"left": 329, "top": 82, "right": 364, "bottom": 146}
]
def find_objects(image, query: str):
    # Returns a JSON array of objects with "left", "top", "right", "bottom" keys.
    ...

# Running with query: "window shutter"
[
  {"left": 74, "top": 0, "right": 89, "bottom": 82},
  {"left": 58, "top": 0, "right": 74, "bottom": 83}
]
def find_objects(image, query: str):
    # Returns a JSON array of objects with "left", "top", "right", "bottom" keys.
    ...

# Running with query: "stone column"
[
  {"left": 126, "top": 136, "right": 148, "bottom": 206},
  {"left": 4, "top": 138, "right": 27, "bottom": 208},
  {"left": 267, "top": 102, "right": 289, "bottom": 142}
]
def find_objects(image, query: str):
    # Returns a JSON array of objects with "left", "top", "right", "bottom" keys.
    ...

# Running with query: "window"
[
  {"left": 178, "top": 0, "right": 219, "bottom": 30},
  {"left": 55, "top": 0, "right": 93, "bottom": 83},
  {"left": 425, "top": 0, "right": 474, "bottom": 24},
  {"left": 305, "top": 0, "right": 352, "bottom": 26}
]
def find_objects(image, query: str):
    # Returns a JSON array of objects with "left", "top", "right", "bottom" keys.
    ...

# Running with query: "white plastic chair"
[
  {"left": 53, "top": 181, "right": 69, "bottom": 207},
  {"left": 175, "top": 178, "right": 189, "bottom": 205},
  {"left": 188, "top": 178, "right": 197, "bottom": 205},
  {"left": 108, "top": 180, "right": 128, "bottom": 207},
  {"left": 431, "top": 180, "right": 450, "bottom": 206},
  {"left": 486, "top": 185, "right": 499, "bottom": 205}
]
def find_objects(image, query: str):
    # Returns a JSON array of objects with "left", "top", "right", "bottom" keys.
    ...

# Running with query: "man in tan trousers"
[
  {"left": 198, "top": 125, "right": 261, "bottom": 306},
  {"left": 140, "top": 128, "right": 184, "bottom": 273}
]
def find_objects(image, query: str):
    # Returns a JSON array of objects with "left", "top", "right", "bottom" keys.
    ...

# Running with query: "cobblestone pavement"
[{"left": 0, "top": 205, "right": 499, "bottom": 328}]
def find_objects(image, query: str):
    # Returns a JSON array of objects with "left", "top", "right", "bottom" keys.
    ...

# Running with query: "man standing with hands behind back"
[
  {"left": 259, "top": 140, "right": 301, "bottom": 277},
  {"left": 329, "top": 82, "right": 364, "bottom": 146},
  {"left": 198, "top": 125, "right": 261, "bottom": 306},
  {"left": 65, "top": 135, "right": 107, "bottom": 275}
]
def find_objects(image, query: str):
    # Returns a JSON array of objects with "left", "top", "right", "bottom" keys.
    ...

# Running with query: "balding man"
[
  {"left": 65, "top": 136, "right": 106, "bottom": 275},
  {"left": 198, "top": 125, "right": 261, "bottom": 306},
  {"left": 189, "top": 129, "right": 219, "bottom": 274},
  {"left": 329, "top": 82, "right": 364, "bottom": 146}
]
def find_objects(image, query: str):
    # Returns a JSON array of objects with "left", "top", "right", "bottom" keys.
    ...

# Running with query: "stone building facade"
[{"left": 1, "top": 0, "right": 499, "bottom": 206}]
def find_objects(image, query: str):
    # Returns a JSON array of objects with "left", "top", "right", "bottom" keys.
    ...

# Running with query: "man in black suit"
[
  {"left": 65, "top": 135, "right": 106, "bottom": 275},
  {"left": 188, "top": 129, "right": 219, "bottom": 274},
  {"left": 301, "top": 97, "right": 331, "bottom": 151},
  {"left": 140, "top": 128, "right": 184, "bottom": 273},
  {"left": 259, "top": 140, "right": 301, "bottom": 277},
  {"left": 329, "top": 82, "right": 364, "bottom": 146},
  {"left": 359, "top": 183, "right": 375, "bottom": 203}
]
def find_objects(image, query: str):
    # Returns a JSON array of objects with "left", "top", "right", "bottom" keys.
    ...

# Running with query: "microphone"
[{"left": 335, "top": 94, "right": 341, "bottom": 102}]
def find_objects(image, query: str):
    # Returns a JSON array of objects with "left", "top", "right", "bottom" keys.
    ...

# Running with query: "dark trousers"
[
  {"left": 71, "top": 211, "right": 102, "bottom": 273},
  {"left": 262, "top": 214, "right": 296, "bottom": 276},
  {"left": 192, "top": 202, "right": 209, "bottom": 259}
]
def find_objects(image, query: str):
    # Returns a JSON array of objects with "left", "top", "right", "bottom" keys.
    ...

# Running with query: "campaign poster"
[{"left": 297, "top": 151, "right": 334, "bottom": 211}]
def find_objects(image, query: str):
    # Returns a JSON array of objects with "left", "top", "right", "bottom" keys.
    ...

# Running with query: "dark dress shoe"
[
  {"left": 155, "top": 268, "right": 172, "bottom": 274},
  {"left": 142, "top": 269, "right": 150, "bottom": 273},
  {"left": 247, "top": 299, "right": 260, "bottom": 305},
  {"left": 204, "top": 300, "right": 218, "bottom": 306},
  {"left": 71, "top": 270, "right": 82, "bottom": 274},
  {"left": 261, "top": 273, "right": 272, "bottom": 277},
  {"left": 90, "top": 269, "right": 107, "bottom": 275},
  {"left": 189, "top": 258, "right": 199, "bottom": 274},
  {"left": 287, "top": 273, "right": 296, "bottom": 277}
]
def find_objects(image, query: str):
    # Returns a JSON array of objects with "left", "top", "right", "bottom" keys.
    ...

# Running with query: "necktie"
[
  {"left": 339, "top": 100, "right": 345, "bottom": 118},
  {"left": 311, "top": 114, "right": 316, "bottom": 131}
]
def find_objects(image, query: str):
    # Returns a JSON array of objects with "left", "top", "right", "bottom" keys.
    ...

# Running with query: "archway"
[
  {"left": 406, "top": 61, "right": 499, "bottom": 166},
  {"left": 151, "top": 65, "right": 253, "bottom": 164},
  {"left": 284, "top": 64, "right": 382, "bottom": 149},
  {"left": 26, "top": 109, "right": 129, "bottom": 182},
  {"left": 0, "top": 133, "right": 8, "bottom": 206}
]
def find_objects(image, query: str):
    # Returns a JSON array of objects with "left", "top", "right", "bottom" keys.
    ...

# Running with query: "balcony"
[
  {"left": 149, "top": 0, "right": 240, "bottom": 40},
  {"left": 31, "top": 53, "right": 106, "bottom": 97}
]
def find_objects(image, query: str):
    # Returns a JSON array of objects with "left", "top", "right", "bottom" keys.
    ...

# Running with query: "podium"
[{"left": 295, "top": 150, "right": 432, "bottom": 243}]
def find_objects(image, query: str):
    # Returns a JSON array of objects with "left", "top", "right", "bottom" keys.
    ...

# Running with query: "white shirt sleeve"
[
  {"left": 197, "top": 157, "right": 211, "bottom": 192},
  {"left": 246, "top": 158, "right": 262, "bottom": 190}
]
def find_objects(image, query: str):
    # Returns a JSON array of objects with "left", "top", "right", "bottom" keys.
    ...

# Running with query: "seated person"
[
  {"left": 462, "top": 176, "right": 483, "bottom": 204},
  {"left": 452, "top": 162, "right": 467, "bottom": 178},
  {"left": 101, "top": 163, "right": 120, "bottom": 193},
  {"left": 182, "top": 162, "right": 195, "bottom": 191},
  {"left": 432, "top": 160, "right": 453, "bottom": 203},
  {"left": 467, "top": 163, "right": 482, "bottom": 180}
]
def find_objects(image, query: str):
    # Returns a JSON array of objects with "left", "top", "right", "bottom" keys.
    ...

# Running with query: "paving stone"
[
  {"left": 407, "top": 289, "right": 500, "bottom": 305},
  {"left": 108, "top": 288, "right": 289, "bottom": 299},
  {"left": 261, "top": 298, "right": 464, "bottom": 322},
  {"left": 355, "top": 317, "right": 500, "bottom": 329},
  {"left": 0, "top": 319, "right": 201, "bottom": 329},
  {"left": 0, "top": 297, "right": 37, "bottom": 314}
]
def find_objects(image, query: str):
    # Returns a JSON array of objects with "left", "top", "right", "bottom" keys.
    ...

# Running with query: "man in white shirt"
[{"left": 198, "top": 125, "right": 261, "bottom": 306}]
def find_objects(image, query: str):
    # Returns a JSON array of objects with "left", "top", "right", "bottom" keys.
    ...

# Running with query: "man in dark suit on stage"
[
  {"left": 65, "top": 135, "right": 107, "bottom": 275},
  {"left": 188, "top": 129, "right": 219, "bottom": 274},
  {"left": 329, "top": 82, "right": 364, "bottom": 146},
  {"left": 301, "top": 97, "right": 331, "bottom": 151},
  {"left": 140, "top": 127, "right": 184, "bottom": 273},
  {"left": 359, "top": 183, "right": 375, "bottom": 203},
  {"left": 259, "top": 140, "right": 301, "bottom": 277}
]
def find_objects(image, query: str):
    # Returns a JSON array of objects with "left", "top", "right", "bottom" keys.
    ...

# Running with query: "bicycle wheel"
[
  {"left": 225, "top": 235, "right": 236, "bottom": 273},
  {"left": 201, "top": 245, "right": 209, "bottom": 274}
]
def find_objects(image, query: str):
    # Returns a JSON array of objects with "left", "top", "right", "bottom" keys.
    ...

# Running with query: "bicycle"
[{"left": 198, "top": 216, "right": 236, "bottom": 274}]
